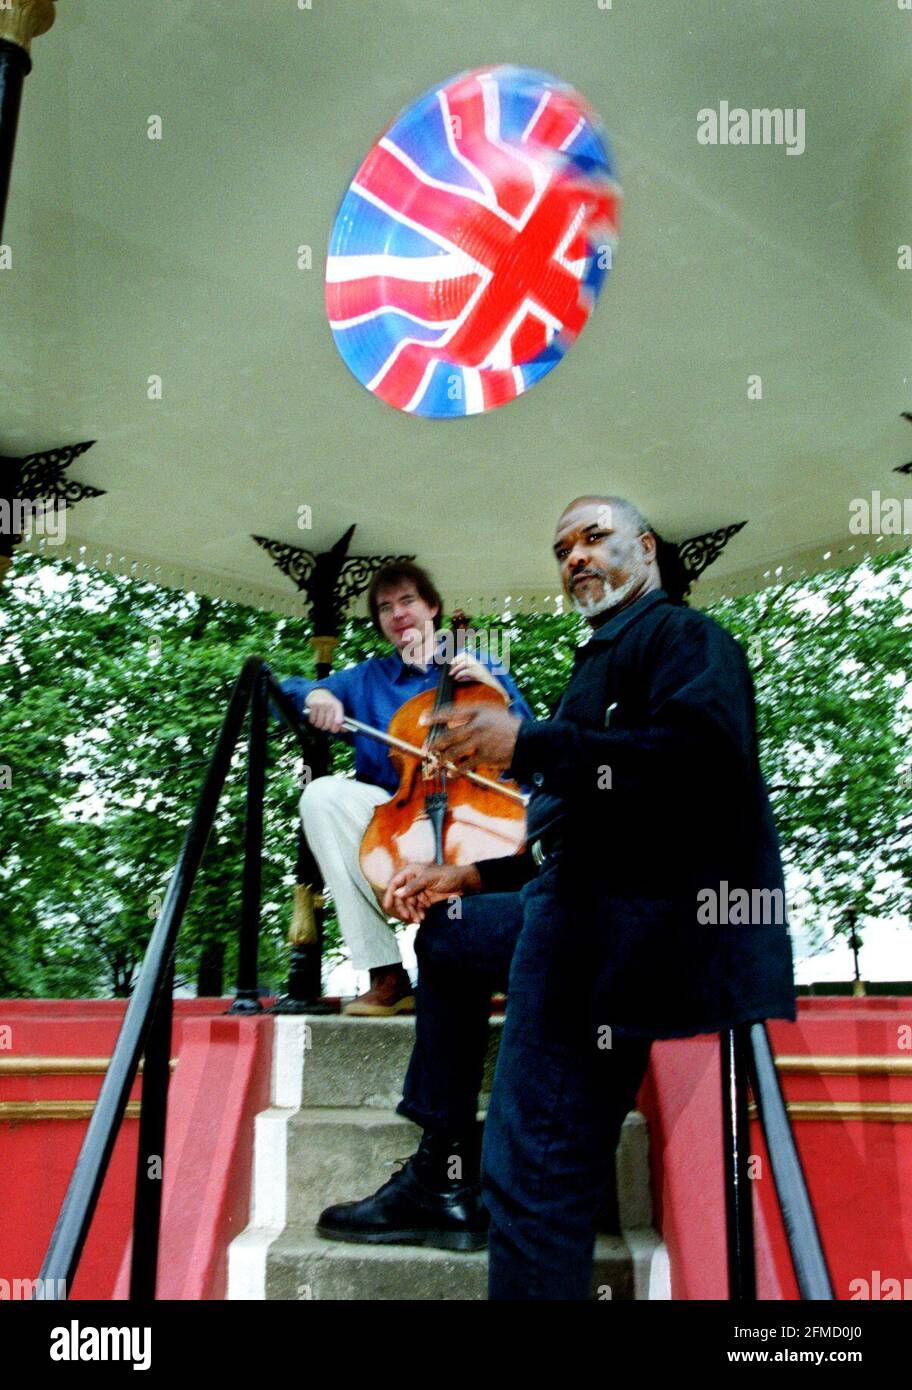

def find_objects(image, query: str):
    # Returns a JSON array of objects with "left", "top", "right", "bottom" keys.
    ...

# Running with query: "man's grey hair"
[
  {"left": 559, "top": 495, "right": 653, "bottom": 537},
  {"left": 603, "top": 496, "right": 652, "bottom": 536}
]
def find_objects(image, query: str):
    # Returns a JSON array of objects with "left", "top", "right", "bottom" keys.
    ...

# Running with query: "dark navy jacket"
[{"left": 475, "top": 587, "right": 797, "bottom": 1039}]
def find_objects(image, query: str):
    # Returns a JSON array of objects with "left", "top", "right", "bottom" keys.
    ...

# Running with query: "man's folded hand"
[{"left": 382, "top": 862, "right": 483, "bottom": 924}]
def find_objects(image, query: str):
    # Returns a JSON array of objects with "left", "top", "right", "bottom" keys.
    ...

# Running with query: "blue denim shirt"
[{"left": 278, "top": 650, "right": 535, "bottom": 795}]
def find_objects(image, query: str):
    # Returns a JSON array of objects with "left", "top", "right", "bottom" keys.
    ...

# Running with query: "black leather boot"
[{"left": 316, "top": 1127, "right": 488, "bottom": 1252}]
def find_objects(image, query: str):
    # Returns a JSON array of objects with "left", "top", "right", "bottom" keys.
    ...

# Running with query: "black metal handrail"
[
  {"left": 36, "top": 657, "right": 315, "bottom": 1299},
  {"left": 35, "top": 654, "right": 833, "bottom": 1301},
  {"left": 721, "top": 1023, "right": 834, "bottom": 1299}
]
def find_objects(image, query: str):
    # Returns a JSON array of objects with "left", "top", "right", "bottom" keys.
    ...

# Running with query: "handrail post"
[
  {"left": 747, "top": 1021, "right": 834, "bottom": 1299},
  {"left": 264, "top": 674, "right": 335, "bottom": 1015},
  {"left": 721, "top": 1025, "right": 756, "bottom": 1300},
  {"left": 129, "top": 956, "right": 174, "bottom": 1301},
  {"left": 279, "top": 827, "right": 333, "bottom": 1011},
  {"left": 230, "top": 667, "right": 268, "bottom": 1014}
]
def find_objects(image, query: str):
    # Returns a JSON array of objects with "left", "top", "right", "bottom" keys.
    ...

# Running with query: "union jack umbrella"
[{"left": 325, "top": 66, "right": 620, "bottom": 418}]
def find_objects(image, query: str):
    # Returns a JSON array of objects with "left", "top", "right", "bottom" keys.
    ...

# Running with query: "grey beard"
[{"left": 570, "top": 566, "right": 644, "bottom": 618}]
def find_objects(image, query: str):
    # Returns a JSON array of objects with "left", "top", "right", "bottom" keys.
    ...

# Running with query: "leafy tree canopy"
[{"left": 0, "top": 545, "right": 908, "bottom": 997}]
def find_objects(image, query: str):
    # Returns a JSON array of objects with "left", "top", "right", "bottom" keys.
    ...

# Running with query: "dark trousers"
[{"left": 397, "top": 858, "right": 652, "bottom": 1300}]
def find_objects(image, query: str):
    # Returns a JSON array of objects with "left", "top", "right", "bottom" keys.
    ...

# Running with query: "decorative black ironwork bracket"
[
  {"left": 676, "top": 520, "right": 748, "bottom": 584},
  {"left": 0, "top": 440, "right": 105, "bottom": 569},
  {"left": 252, "top": 524, "right": 415, "bottom": 636}
]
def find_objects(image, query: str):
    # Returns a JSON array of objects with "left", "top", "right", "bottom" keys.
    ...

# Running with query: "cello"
[{"left": 337, "top": 611, "right": 528, "bottom": 900}]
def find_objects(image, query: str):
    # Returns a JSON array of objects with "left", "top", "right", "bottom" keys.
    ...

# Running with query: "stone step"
[
  {"left": 265, "top": 1227, "right": 636, "bottom": 1301},
  {"left": 298, "top": 1015, "right": 502, "bottom": 1110},
  {"left": 226, "top": 1016, "right": 667, "bottom": 1300},
  {"left": 284, "top": 1107, "right": 654, "bottom": 1230},
  {"left": 286, "top": 1108, "right": 422, "bottom": 1224}
]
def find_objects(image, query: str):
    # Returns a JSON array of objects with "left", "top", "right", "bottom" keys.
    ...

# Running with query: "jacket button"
[{"left": 532, "top": 772, "right": 545, "bottom": 787}]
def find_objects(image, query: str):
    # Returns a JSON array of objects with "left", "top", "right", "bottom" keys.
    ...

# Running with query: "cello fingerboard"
[{"left": 427, "top": 608, "right": 470, "bottom": 742}]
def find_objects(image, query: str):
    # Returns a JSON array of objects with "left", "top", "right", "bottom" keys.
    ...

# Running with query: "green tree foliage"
[
  {"left": 0, "top": 546, "right": 908, "bottom": 997},
  {"left": 711, "top": 549, "right": 911, "bottom": 955},
  {"left": 0, "top": 555, "right": 318, "bottom": 996}
]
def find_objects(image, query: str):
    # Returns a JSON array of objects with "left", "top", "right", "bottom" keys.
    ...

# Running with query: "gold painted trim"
[
  {"left": 776, "top": 1055, "right": 912, "bottom": 1076},
  {"left": 0, "top": 1100, "right": 142, "bottom": 1121},
  {"left": 750, "top": 1100, "right": 912, "bottom": 1123},
  {"left": 311, "top": 635, "right": 339, "bottom": 667},
  {"left": 0, "top": 1057, "right": 178, "bottom": 1075},
  {"left": 0, "top": 0, "right": 57, "bottom": 55},
  {"left": 289, "top": 883, "right": 324, "bottom": 946}
]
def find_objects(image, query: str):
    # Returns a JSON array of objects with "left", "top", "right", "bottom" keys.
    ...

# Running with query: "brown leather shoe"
[{"left": 343, "top": 966, "right": 415, "bottom": 1017}]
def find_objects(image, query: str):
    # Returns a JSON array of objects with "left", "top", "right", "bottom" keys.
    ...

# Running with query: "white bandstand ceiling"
[{"left": 4, "top": 0, "right": 911, "bottom": 618}]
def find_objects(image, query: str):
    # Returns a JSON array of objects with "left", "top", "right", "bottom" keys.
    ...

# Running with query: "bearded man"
[{"left": 315, "top": 497, "right": 796, "bottom": 1300}]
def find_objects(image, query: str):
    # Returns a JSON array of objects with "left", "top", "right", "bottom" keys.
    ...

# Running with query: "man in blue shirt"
[{"left": 279, "top": 561, "right": 534, "bottom": 1016}]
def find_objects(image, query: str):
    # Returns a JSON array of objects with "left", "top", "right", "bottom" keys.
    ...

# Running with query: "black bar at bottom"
[
  {"left": 231, "top": 669, "right": 267, "bottom": 1013},
  {"left": 130, "top": 957, "right": 175, "bottom": 1301},
  {"left": 721, "top": 1026, "right": 756, "bottom": 1300}
]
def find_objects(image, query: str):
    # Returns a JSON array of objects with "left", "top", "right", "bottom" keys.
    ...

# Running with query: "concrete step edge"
[
  {"left": 268, "top": 1224, "right": 634, "bottom": 1264},
  {"left": 263, "top": 1228, "right": 640, "bottom": 1300},
  {"left": 233, "top": 1222, "right": 664, "bottom": 1300},
  {"left": 293, "top": 1016, "right": 504, "bottom": 1033},
  {"left": 288, "top": 1106, "right": 419, "bottom": 1128}
]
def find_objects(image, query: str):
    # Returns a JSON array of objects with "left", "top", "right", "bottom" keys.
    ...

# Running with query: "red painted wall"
[
  {"left": 4, "top": 996, "right": 908, "bottom": 1301},
  {"left": 638, "top": 999, "right": 912, "bottom": 1300},
  {"left": 112, "top": 1013, "right": 273, "bottom": 1300},
  {"left": 0, "top": 1000, "right": 272, "bottom": 1301}
]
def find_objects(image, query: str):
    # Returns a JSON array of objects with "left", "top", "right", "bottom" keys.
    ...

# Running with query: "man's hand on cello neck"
[{"left": 418, "top": 701, "right": 522, "bottom": 772}]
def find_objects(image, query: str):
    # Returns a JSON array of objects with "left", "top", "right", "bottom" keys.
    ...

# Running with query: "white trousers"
[{"left": 297, "top": 775, "right": 400, "bottom": 973}]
